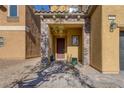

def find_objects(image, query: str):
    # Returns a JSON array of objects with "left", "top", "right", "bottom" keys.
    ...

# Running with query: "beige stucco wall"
[
  {"left": 25, "top": 6, "right": 41, "bottom": 58},
  {"left": 0, "top": 5, "right": 25, "bottom": 26},
  {"left": 0, "top": 31, "right": 26, "bottom": 59},
  {"left": 0, "top": 5, "right": 26, "bottom": 59},
  {"left": 90, "top": 6, "right": 102, "bottom": 71},
  {"left": 101, "top": 6, "right": 122, "bottom": 73},
  {"left": 0, "top": 5, "right": 40, "bottom": 59},
  {"left": 91, "top": 6, "right": 124, "bottom": 74},
  {"left": 67, "top": 28, "right": 82, "bottom": 62}
]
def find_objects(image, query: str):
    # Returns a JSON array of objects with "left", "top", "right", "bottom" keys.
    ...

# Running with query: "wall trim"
[
  {"left": 47, "top": 22, "right": 84, "bottom": 24},
  {"left": 102, "top": 71, "right": 119, "bottom": 74},
  {"left": 0, "top": 26, "right": 25, "bottom": 30}
]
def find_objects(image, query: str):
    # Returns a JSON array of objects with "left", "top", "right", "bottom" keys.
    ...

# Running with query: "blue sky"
[{"left": 34, "top": 5, "right": 50, "bottom": 11}]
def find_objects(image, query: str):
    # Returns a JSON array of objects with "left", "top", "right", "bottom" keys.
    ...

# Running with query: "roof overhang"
[
  {"left": 34, "top": 6, "right": 98, "bottom": 19},
  {"left": 85, "top": 5, "right": 98, "bottom": 17}
]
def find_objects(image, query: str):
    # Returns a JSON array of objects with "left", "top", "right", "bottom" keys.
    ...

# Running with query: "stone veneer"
[
  {"left": 83, "top": 17, "right": 90, "bottom": 65},
  {"left": 40, "top": 21, "right": 49, "bottom": 58}
]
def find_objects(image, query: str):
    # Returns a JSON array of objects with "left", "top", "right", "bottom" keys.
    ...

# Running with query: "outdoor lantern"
[
  {"left": 110, "top": 20, "right": 117, "bottom": 32},
  {"left": 58, "top": 25, "right": 64, "bottom": 34},
  {"left": 108, "top": 15, "right": 117, "bottom": 32},
  {"left": 108, "top": 15, "right": 116, "bottom": 20}
]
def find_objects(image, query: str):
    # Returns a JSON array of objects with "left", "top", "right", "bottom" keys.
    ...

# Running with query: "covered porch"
[{"left": 48, "top": 24, "right": 83, "bottom": 64}]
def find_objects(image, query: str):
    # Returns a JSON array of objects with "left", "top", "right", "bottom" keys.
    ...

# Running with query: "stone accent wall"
[
  {"left": 40, "top": 21, "right": 49, "bottom": 58},
  {"left": 83, "top": 17, "right": 90, "bottom": 65}
]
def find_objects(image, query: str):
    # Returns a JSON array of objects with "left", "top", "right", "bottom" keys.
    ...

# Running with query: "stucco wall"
[
  {"left": 90, "top": 6, "right": 102, "bottom": 71},
  {"left": 25, "top": 6, "right": 41, "bottom": 58},
  {"left": 0, "top": 5, "right": 25, "bottom": 26},
  {"left": 90, "top": 5, "right": 124, "bottom": 73},
  {"left": 67, "top": 28, "right": 82, "bottom": 62},
  {"left": 0, "top": 31, "right": 26, "bottom": 59},
  {"left": 0, "top": 5, "right": 26, "bottom": 59},
  {"left": 101, "top": 6, "right": 122, "bottom": 73}
]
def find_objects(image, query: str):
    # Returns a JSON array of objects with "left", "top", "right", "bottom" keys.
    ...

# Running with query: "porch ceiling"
[
  {"left": 49, "top": 24, "right": 82, "bottom": 36},
  {"left": 49, "top": 24, "right": 83, "bottom": 29}
]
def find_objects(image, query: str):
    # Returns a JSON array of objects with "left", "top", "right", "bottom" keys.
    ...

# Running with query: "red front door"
[{"left": 57, "top": 38, "right": 65, "bottom": 60}]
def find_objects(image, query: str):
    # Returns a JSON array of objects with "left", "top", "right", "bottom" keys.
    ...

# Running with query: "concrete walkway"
[
  {"left": 1, "top": 58, "right": 124, "bottom": 88},
  {"left": 75, "top": 64, "right": 124, "bottom": 88},
  {"left": 13, "top": 62, "right": 94, "bottom": 88},
  {"left": 0, "top": 57, "right": 41, "bottom": 88},
  {"left": 13, "top": 62, "right": 124, "bottom": 88}
]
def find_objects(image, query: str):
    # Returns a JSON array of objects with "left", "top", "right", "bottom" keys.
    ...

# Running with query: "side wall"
[
  {"left": 90, "top": 6, "right": 102, "bottom": 71},
  {"left": 25, "top": 6, "right": 41, "bottom": 58},
  {"left": 101, "top": 6, "right": 122, "bottom": 74},
  {"left": 91, "top": 5, "right": 124, "bottom": 74},
  {"left": 0, "top": 5, "right": 26, "bottom": 59}
]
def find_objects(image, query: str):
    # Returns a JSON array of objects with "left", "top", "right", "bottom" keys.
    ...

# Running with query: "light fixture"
[
  {"left": 58, "top": 25, "right": 64, "bottom": 34},
  {"left": 108, "top": 15, "right": 117, "bottom": 32},
  {"left": 77, "top": 15, "right": 81, "bottom": 20},
  {"left": 52, "top": 25, "right": 64, "bottom": 35},
  {"left": 53, "top": 15, "right": 56, "bottom": 20},
  {"left": 65, "top": 15, "right": 68, "bottom": 20},
  {"left": 108, "top": 15, "right": 116, "bottom": 20}
]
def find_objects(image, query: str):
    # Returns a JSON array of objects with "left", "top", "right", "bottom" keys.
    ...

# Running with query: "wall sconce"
[{"left": 108, "top": 15, "right": 117, "bottom": 32}]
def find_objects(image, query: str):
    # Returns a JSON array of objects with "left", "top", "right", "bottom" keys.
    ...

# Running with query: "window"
[
  {"left": 9, "top": 5, "right": 18, "bottom": 17},
  {"left": 0, "top": 37, "right": 4, "bottom": 47}
]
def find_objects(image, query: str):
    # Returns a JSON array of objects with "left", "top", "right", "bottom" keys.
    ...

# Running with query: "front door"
[{"left": 57, "top": 38, "right": 65, "bottom": 60}]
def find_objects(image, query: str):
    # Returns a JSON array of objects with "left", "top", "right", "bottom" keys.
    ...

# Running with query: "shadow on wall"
[
  {"left": 27, "top": 31, "right": 36, "bottom": 44},
  {"left": 26, "top": 6, "right": 41, "bottom": 58}
]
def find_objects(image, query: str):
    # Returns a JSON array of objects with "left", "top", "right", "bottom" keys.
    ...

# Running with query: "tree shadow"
[
  {"left": 16, "top": 59, "right": 94, "bottom": 88},
  {"left": 17, "top": 60, "right": 74, "bottom": 88}
]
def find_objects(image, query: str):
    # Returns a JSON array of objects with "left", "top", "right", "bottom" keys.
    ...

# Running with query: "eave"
[
  {"left": 85, "top": 5, "right": 98, "bottom": 17},
  {"left": 34, "top": 10, "right": 85, "bottom": 19}
]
